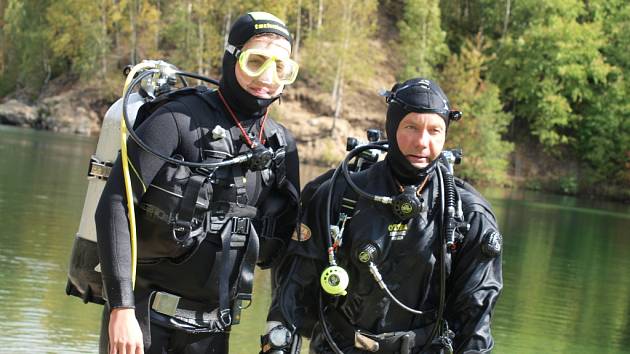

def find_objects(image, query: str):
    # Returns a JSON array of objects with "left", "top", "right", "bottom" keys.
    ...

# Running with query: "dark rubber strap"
[
  {"left": 175, "top": 174, "right": 206, "bottom": 232},
  {"left": 233, "top": 165, "right": 248, "bottom": 205},
  {"left": 233, "top": 220, "right": 259, "bottom": 302},
  {"left": 218, "top": 219, "right": 234, "bottom": 327}
]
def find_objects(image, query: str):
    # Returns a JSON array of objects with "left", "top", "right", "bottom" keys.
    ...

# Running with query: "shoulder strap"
[{"left": 133, "top": 86, "right": 203, "bottom": 129}]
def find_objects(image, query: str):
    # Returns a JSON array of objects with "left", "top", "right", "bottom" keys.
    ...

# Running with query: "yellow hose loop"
[{"left": 120, "top": 61, "right": 156, "bottom": 289}]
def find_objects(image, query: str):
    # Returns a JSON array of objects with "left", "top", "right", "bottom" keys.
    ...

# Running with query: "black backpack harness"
[{"left": 134, "top": 86, "right": 293, "bottom": 332}]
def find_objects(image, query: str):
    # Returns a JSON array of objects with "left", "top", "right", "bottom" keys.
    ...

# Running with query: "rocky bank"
[{"left": 0, "top": 78, "right": 392, "bottom": 167}]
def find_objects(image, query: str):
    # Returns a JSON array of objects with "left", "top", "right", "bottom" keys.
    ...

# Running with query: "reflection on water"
[{"left": 1, "top": 125, "right": 629, "bottom": 353}]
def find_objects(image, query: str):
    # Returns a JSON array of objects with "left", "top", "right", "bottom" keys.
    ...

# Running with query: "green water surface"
[{"left": 1, "top": 125, "right": 629, "bottom": 353}]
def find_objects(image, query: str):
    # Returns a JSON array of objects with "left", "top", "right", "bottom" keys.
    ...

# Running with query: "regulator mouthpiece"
[
  {"left": 391, "top": 186, "right": 424, "bottom": 220},
  {"left": 247, "top": 144, "right": 273, "bottom": 171}
]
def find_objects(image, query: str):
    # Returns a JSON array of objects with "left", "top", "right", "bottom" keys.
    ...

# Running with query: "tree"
[
  {"left": 440, "top": 36, "right": 513, "bottom": 184},
  {"left": 1, "top": 0, "right": 54, "bottom": 97},
  {"left": 160, "top": 1, "right": 222, "bottom": 76},
  {"left": 301, "top": 0, "right": 378, "bottom": 134},
  {"left": 46, "top": 0, "right": 110, "bottom": 80},
  {"left": 397, "top": 0, "right": 448, "bottom": 79},
  {"left": 0, "top": 0, "right": 8, "bottom": 74},
  {"left": 573, "top": 0, "right": 630, "bottom": 189},
  {"left": 492, "top": 14, "right": 611, "bottom": 147}
]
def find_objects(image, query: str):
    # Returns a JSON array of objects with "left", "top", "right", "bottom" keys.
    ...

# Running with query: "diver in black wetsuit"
[
  {"left": 96, "top": 12, "right": 300, "bottom": 354},
  {"left": 261, "top": 78, "right": 503, "bottom": 354}
]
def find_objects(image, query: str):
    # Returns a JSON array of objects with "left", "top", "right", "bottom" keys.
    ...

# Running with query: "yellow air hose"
[{"left": 120, "top": 62, "right": 155, "bottom": 289}]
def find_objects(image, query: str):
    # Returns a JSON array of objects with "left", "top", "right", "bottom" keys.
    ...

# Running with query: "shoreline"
[{"left": 2, "top": 122, "right": 628, "bottom": 205}]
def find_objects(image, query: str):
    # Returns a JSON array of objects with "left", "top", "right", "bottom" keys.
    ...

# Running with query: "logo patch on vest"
[
  {"left": 388, "top": 223, "right": 408, "bottom": 240},
  {"left": 482, "top": 230, "right": 502, "bottom": 257},
  {"left": 291, "top": 223, "right": 312, "bottom": 242}
]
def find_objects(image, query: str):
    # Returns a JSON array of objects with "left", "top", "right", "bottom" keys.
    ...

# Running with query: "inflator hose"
[
  {"left": 418, "top": 164, "right": 449, "bottom": 353},
  {"left": 121, "top": 62, "right": 157, "bottom": 288}
]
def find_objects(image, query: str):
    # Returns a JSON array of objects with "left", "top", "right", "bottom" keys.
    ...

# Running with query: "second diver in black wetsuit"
[{"left": 262, "top": 78, "right": 503, "bottom": 354}]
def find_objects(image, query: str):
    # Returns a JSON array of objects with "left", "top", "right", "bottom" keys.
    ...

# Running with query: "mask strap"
[{"left": 225, "top": 44, "right": 241, "bottom": 58}]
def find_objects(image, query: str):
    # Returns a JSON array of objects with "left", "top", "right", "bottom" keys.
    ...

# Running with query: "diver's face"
[
  {"left": 235, "top": 35, "right": 291, "bottom": 99},
  {"left": 396, "top": 112, "right": 446, "bottom": 169}
]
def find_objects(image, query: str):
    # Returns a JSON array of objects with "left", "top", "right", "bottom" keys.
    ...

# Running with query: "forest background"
[{"left": 0, "top": 0, "right": 628, "bottom": 201}]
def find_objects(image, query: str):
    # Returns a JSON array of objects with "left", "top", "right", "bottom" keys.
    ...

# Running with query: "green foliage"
[
  {"left": 441, "top": 0, "right": 585, "bottom": 51},
  {"left": 0, "top": 0, "right": 628, "bottom": 194},
  {"left": 440, "top": 37, "right": 513, "bottom": 185},
  {"left": 487, "top": 0, "right": 629, "bottom": 193},
  {"left": 1, "top": 0, "right": 54, "bottom": 97},
  {"left": 300, "top": 0, "right": 379, "bottom": 118},
  {"left": 46, "top": 0, "right": 108, "bottom": 79},
  {"left": 492, "top": 15, "right": 611, "bottom": 147},
  {"left": 397, "top": 0, "right": 448, "bottom": 79},
  {"left": 160, "top": 1, "right": 222, "bottom": 76}
]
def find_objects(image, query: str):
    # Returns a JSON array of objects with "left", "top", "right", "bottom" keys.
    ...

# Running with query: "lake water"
[{"left": 1, "top": 125, "right": 629, "bottom": 353}]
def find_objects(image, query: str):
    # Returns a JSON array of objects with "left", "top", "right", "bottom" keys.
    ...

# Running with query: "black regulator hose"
[
  {"left": 122, "top": 70, "right": 248, "bottom": 168},
  {"left": 324, "top": 163, "right": 343, "bottom": 258},
  {"left": 177, "top": 70, "right": 220, "bottom": 86},
  {"left": 442, "top": 165, "right": 458, "bottom": 250},
  {"left": 419, "top": 164, "right": 449, "bottom": 353},
  {"left": 319, "top": 291, "right": 345, "bottom": 354},
  {"left": 324, "top": 141, "right": 388, "bottom": 257},
  {"left": 340, "top": 142, "right": 390, "bottom": 203}
]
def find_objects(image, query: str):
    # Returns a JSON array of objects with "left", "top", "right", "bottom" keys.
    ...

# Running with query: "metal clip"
[
  {"left": 87, "top": 155, "right": 113, "bottom": 180},
  {"left": 151, "top": 291, "right": 180, "bottom": 317},
  {"left": 218, "top": 308, "right": 232, "bottom": 327},
  {"left": 231, "top": 217, "right": 251, "bottom": 235}
]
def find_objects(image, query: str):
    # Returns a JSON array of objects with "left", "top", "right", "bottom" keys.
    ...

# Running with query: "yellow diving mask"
[{"left": 227, "top": 44, "right": 299, "bottom": 85}]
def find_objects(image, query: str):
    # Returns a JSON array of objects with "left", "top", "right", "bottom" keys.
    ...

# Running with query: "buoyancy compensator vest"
[
  {"left": 66, "top": 61, "right": 295, "bottom": 305},
  {"left": 133, "top": 86, "right": 292, "bottom": 262}
]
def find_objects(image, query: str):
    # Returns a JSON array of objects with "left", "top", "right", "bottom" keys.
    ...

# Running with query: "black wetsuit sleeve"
[
  {"left": 283, "top": 127, "right": 300, "bottom": 198},
  {"left": 267, "top": 256, "right": 321, "bottom": 334},
  {"left": 95, "top": 104, "right": 182, "bottom": 309},
  {"left": 267, "top": 180, "right": 332, "bottom": 333},
  {"left": 446, "top": 211, "right": 503, "bottom": 353},
  {"left": 275, "top": 127, "right": 300, "bottom": 242}
]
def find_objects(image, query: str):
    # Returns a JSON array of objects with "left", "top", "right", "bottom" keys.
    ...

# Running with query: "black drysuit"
[
  {"left": 267, "top": 161, "right": 502, "bottom": 353},
  {"left": 95, "top": 89, "right": 299, "bottom": 353}
]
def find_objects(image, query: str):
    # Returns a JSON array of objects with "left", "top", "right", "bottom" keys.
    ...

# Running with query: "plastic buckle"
[
  {"left": 219, "top": 308, "right": 232, "bottom": 327},
  {"left": 231, "top": 217, "right": 251, "bottom": 235}
]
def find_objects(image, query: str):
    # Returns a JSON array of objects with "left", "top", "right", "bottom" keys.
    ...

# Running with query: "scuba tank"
[
  {"left": 66, "top": 90, "right": 144, "bottom": 304},
  {"left": 66, "top": 60, "right": 222, "bottom": 304}
]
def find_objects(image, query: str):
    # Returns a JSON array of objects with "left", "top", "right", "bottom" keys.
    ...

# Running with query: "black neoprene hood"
[
  {"left": 219, "top": 12, "right": 293, "bottom": 117},
  {"left": 227, "top": 12, "right": 292, "bottom": 49},
  {"left": 384, "top": 78, "right": 452, "bottom": 185}
]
